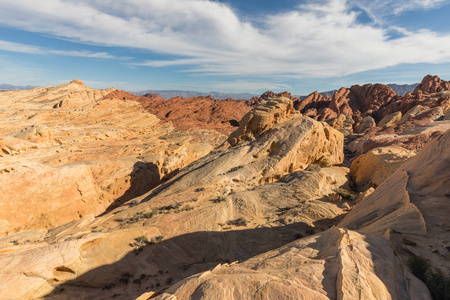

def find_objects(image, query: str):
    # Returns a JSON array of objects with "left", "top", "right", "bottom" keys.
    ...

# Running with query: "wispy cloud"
[
  {"left": 0, "top": 40, "right": 124, "bottom": 59},
  {"left": 0, "top": 0, "right": 449, "bottom": 80},
  {"left": 210, "top": 80, "right": 291, "bottom": 92},
  {"left": 350, "top": 0, "right": 447, "bottom": 20}
]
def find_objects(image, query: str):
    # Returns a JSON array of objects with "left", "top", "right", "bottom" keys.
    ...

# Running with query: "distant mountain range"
[
  {"left": 386, "top": 83, "right": 418, "bottom": 95},
  {"left": 0, "top": 83, "right": 37, "bottom": 90},
  {"left": 133, "top": 83, "right": 419, "bottom": 101},
  {"left": 132, "top": 89, "right": 257, "bottom": 100},
  {"left": 1, "top": 82, "right": 418, "bottom": 98}
]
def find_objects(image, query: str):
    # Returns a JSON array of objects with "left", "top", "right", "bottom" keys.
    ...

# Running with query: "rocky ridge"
[
  {"left": 0, "top": 80, "right": 222, "bottom": 234},
  {"left": 103, "top": 90, "right": 253, "bottom": 134}
]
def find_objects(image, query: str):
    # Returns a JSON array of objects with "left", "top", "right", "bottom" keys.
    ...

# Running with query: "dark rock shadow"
[{"left": 98, "top": 161, "right": 178, "bottom": 216}]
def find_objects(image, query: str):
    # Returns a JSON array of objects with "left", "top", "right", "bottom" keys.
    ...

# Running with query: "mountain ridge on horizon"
[
  {"left": 0, "top": 82, "right": 419, "bottom": 99},
  {"left": 133, "top": 83, "right": 419, "bottom": 100}
]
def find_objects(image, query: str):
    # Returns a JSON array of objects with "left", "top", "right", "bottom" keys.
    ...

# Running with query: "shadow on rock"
[{"left": 43, "top": 222, "right": 323, "bottom": 299}]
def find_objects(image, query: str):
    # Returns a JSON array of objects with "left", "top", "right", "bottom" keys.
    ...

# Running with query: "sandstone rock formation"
[
  {"left": 156, "top": 227, "right": 430, "bottom": 300},
  {"left": 326, "top": 113, "right": 354, "bottom": 136},
  {"left": 378, "top": 111, "right": 402, "bottom": 127},
  {"left": 340, "top": 129, "right": 450, "bottom": 278},
  {"left": 413, "top": 74, "right": 450, "bottom": 94},
  {"left": 0, "top": 96, "right": 348, "bottom": 299},
  {"left": 350, "top": 146, "right": 416, "bottom": 191},
  {"left": 297, "top": 75, "right": 450, "bottom": 143},
  {"left": 348, "top": 112, "right": 450, "bottom": 155},
  {"left": 0, "top": 81, "right": 222, "bottom": 234},
  {"left": 298, "top": 84, "right": 396, "bottom": 122},
  {"left": 109, "top": 91, "right": 254, "bottom": 134},
  {"left": 226, "top": 96, "right": 297, "bottom": 147},
  {"left": 1, "top": 77, "right": 449, "bottom": 300},
  {"left": 153, "top": 120, "right": 450, "bottom": 300}
]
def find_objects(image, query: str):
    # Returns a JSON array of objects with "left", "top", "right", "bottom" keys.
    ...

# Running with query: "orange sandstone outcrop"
[
  {"left": 0, "top": 81, "right": 222, "bottom": 234},
  {"left": 0, "top": 96, "right": 347, "bottom": 299}
]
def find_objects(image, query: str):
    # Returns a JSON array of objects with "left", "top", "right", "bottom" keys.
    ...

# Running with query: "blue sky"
[{"left": 1, "top": 0, "right": 450, "bottom": 94}]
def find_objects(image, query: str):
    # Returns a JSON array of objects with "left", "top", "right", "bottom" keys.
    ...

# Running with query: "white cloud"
[
  {"left": 349, "top": 0, "right": 447, "bottom": 22},
  {"left": 0, "top": 0, "right": 449, "bottom": 79},
  {"left": 0, "top": 40, "right": 121, "bottom": 59}
]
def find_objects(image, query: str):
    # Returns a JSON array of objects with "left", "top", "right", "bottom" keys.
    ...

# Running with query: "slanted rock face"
[
  {"left": 350, "top": 146, "right": 416, "bottom": 191},
  {"left": 226, "top": 96, "right": 297, "bottom": 147},
  {"left": 155, "top": 227, "right": 430, "bottom": 300},
  {"left": 341, "top": 129, "right": 450, "bottom": 273},
  {"left": 377, "top": 111, "right": 402, "bottom": 127},
  {"left": 0, "top": 162, "right": 100, "bottom": 232}
]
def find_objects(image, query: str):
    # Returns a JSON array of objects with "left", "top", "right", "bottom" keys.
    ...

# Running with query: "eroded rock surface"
[
  {"left": 156, "top": 228, "right": 429, "bottom": 300},
  {"left": 0, "top": 81, "right": 222, "bottom": 234},
  {"left": 350, "top": 146, "right": 416, "bottom": 191},
  {"left": 0, "top": 96, "right": 347, "bottom": 299},
  {"left": 0, "top": 79, "right": 449, "bottom": 300},
  {"left": 341, "top": 130, "right": 450, "bottom": 274},
  {"left": 103, "top": 90, "right": 254, "bottom": 134}
]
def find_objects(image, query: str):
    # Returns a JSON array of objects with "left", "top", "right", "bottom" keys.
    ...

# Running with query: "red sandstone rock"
[
  {"left": 103, "top": 90, "right": 253, "bottom": 134},
  {"left": 413, "top": 74, "right": 450, "bottom": 94}
]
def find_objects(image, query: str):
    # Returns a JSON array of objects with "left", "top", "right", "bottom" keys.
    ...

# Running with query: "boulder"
[
  {"left": 226, "top": 96, "right": 297, "bottom": 147},
  {"left": 326, "top": 114, "right": 354, "bottom": 136},
  {"left": 354, "top": 116, "right": 375, "bottom": 134},
  {"left": 350, "top": 146, "right": 416, "bottom": 191},
  {"left": 377, "top": 111, "right": 402, "bottom": 127}
]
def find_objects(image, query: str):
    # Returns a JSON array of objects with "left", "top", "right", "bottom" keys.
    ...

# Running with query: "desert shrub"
[
  {"left": 134, "top": 236, "right": 149, "bottom": 247},
  {"left": 408, "top": 256, "right": 450, "bottom": 300},
  {"left": 227, "top": 217, "right": 247, "bottom": 226},
  {"left": 227, "top": 166, "right": 243, "bottom": 173},
  {"left": 120, "top": 272, "right": 132, "bottom": 284},
  {"left": 426, "top": 269, "right": 450, "bottom": 300},
  {"left": 213, "top": 196, "right": 227, "bottom": 203},
  {"left": 408, "top": 256, "right": 430, "bottom": 282},
  {"left": 150, "top": 235, "right": 164, "bottom": 244},
  {"left": 336, "top": 189, "right": 352, "bottom": 199},
  {"left": 161, "top": 202, "right": 180, "bottom": 211}
]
